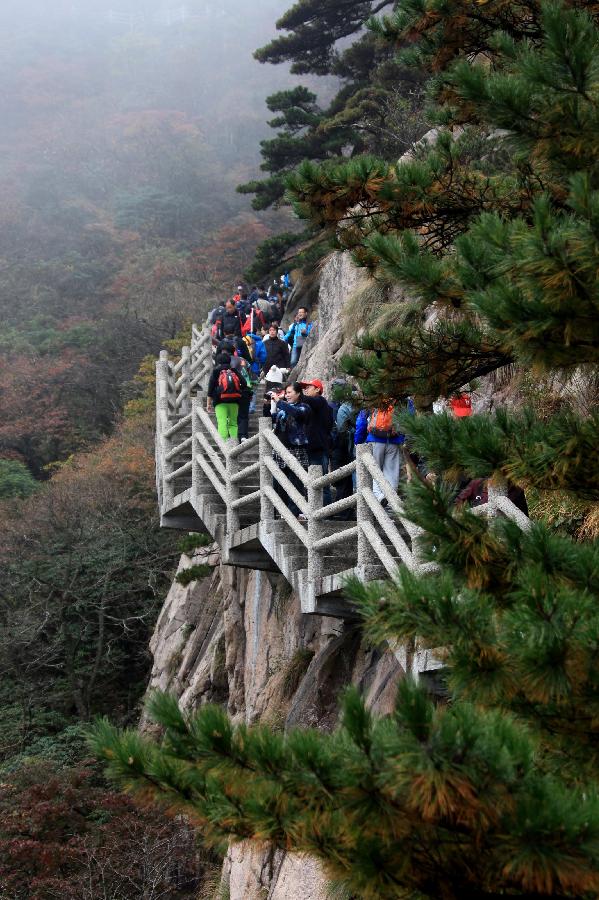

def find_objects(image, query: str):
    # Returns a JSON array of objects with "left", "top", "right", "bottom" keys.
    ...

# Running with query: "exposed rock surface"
[
  {"left": 145, "top": 550, "right": 402, "bottom": 898},
  {"left": 145, "top": 252, "right": 404, "bottom": 898},
  {"left": 292, "top": 250, "right": 368, "bottom": 384}
]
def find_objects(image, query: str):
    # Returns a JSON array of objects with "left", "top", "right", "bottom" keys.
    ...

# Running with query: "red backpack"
[
  {"left": 449, "top": 393, "right": 472, "bottom": 417},
  {"left": 367, "top": 406, "right": 399, "bottom": 439},
  {"left": 216, "top": 368, "right": 242, "bottom": 401}
]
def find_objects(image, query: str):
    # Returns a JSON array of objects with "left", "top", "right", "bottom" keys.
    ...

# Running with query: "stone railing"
[{"left": 156, "top": 323, "right": 533, "bottom": 666}]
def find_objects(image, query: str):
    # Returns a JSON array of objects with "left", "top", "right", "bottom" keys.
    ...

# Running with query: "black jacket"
[
  {"left": 220, "top": 310, "right": 245, "bottom": 338},
  {"left": 273, "top": 400, "right": 311, "bottom": 448},
  {"left": 217, "top": 336, "right": 250, "bottom": 362},
  {"left": 264, "top": 336, "right": 290, "bottom": 370},
  {"left": 304, "top": 394, "right": 334, "bottom": 452}
]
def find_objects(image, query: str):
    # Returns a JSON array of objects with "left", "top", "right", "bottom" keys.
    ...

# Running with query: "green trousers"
[{"left": 215, "top": 402, "right": 239, "bottom": 440}]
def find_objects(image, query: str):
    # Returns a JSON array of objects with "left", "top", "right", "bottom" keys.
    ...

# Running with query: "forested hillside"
[
  {"left": 95, "top": 1, "right": 599, "bottom": 898},
  {"left": 0, "top": 2, "right": 299, "bottom": 893},
  {"left": 0, "top": 0, "right": 297, "bottom": 479}
]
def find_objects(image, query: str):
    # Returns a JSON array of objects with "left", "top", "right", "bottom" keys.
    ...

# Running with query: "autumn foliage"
[{"left": 0, "top": 761, "right": 209, "bottom": 900}]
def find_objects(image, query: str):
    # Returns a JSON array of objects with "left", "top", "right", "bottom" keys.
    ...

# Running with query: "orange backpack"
[{"left": 367, "top": 406, "right": 398, "bottom": 439}]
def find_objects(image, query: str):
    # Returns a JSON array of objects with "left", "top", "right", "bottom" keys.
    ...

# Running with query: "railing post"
[
  {"left": 190, "top": 323, "right": 200, "bottom": 378},
  {"left": 259, "top": 418, "right": 275, "bottom": 531},
  {"left": 205, "top": 326, "right": 214, "bottom": 390},
  {"left": 163, "top": 349, "right": 176, "bottom": 416},
  {"left": 307, "top": 464, "right": 323, "bottom": 589},
  {"left": 226, "top": 439, "right": 240, "bottom": 536},
  {"left": 356, "top": 443, "right": 377, "bottom": 580},
  {"left": 156, "top": 351, "right": 174, "bottom": 511},
  {"left": 191, "top": 396, "right": 200, "bottom": 507},
  {"left": 180, "top": 345, "right": 191, "bottom": 414},
  {"left": 487, "top": 474, "right": 507, "bottom": 519}
]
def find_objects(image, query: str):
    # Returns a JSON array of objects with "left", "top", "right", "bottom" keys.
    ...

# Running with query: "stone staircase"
[{"left": 156, "top": 324, "right": 534, "bottom": 663}]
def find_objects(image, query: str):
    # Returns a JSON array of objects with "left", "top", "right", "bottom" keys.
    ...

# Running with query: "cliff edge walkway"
[{"left": 155, "top": 322, "right": 532, "bottom": 640}]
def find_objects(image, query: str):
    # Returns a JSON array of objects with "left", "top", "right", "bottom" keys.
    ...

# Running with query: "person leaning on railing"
[{"left": 268, "top": 382, "right": 312, "bottom": 520}]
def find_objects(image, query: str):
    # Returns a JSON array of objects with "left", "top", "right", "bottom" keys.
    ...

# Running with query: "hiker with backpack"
[
  {"left": 217, "top": 327, "right": 251, "bottom": 363},
  {"left": 354, "top": 399, "right": 415, "bottom": 504},
  {"left": 230, "top": 357, "right": 254, "bottom": 441},
  {"left": 210, "top": 303, "right": 225, "bottom": 326},
  {"left": 236, "top": 290, "right": 251, "bottom": 315},
  {"left": 273, "top": 288, "right": 286, "bottom": 322},
  {"left": 247, "top": 330, "right": 267, "bottom": 369},
  {"left": 243, "top": 330, "right": 267, "bottom": 387},
  {"left": 254, "top": 292, "right": 276, "bottom": 326},
  {"left": 210, "top": 303, "right": 226, "bottom": 345},
  {"left": 206, "top": 352, "right": 243, "bottom": 440}
]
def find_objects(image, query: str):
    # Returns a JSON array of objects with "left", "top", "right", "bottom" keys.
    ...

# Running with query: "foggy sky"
[{"left": 0, "top": 0, "right": 305, "bottom": 175}]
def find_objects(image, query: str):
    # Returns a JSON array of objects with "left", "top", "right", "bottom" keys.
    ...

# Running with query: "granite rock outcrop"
[{"left": 145, "top": 252, "right": 404, "bottom": 899}]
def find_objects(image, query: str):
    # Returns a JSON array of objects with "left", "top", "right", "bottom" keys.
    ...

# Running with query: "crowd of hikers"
[{"left": 205, "top": 278, "right": 528, "bottom": 521}]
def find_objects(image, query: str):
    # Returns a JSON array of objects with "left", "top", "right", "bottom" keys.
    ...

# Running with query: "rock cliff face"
[
  {"left": 147, "top": 544, "right": 401, "bottom": 898},
  {"left": 145, "top": 252, "right": 403, "bottom": 898}
]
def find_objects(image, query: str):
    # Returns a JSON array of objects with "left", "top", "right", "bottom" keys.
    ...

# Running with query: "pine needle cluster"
[
  {"left": 288, "top": 1, "right": 599, "bottom": 410},
  {"left": 91, "top": 681, "right": 599, "bottom": 900}
]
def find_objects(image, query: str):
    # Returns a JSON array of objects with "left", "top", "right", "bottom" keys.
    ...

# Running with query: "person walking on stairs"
[
  {"left": 264, "top": 323, "right": 291, "bottom": 370},
  {"left": 231, "top": 357, "right": 253, "bottom": 441},
  {"left": 285, "top": 308, "right": 312, "bottom": 368},
  {"left": 269, "top": 382, "right": 312, "bottom": 518},
  {"left": 220, "top": 299, "right": 245, "bottom": 339},
  {"left": 354, "top": 400, "right": 414, "bottom": 503},
  {"left": 206, "top": 352, "right": 243, "bottom": 440},
  {"left": 331, "top": 381, "right": 358, "bottom": 513},
  {"left": 217, "top": 327, "right": 251, "bottom": 363},
  {"left": 300, "top": 378, "right": 334, "bottom": 506}
]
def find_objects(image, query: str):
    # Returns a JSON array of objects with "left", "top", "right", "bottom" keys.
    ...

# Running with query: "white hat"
[{"left": 265, "top": 365, "right": 284, "bottom": 385}]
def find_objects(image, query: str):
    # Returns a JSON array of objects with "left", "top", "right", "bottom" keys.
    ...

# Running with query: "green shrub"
[
  {"left": 0, "top": 459, "right": 38, "bottom": 499},
  {"left": 175, "top": 564, "right": 212, "bottom": 587},
  {"left": 177, "top": 533, "right": 212, "bottom": 554}
]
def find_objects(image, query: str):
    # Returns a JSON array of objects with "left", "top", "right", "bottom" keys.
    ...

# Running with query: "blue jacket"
[
  {"left": 246, "top": 332, "right": 267, "bottom": 376},
  {"left": 285, "top": 320, "right": 312, "bottom": 350},
  {"left": 354, "top": 400, "right": 415, "bottom": 446},
  {"left": 273, "top": 400, "right": 311, "bottom": 448}
]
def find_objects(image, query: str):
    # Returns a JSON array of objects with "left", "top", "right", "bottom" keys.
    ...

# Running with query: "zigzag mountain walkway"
[{"left": 155, "top": 323, "right": 532, "bottom": 633}]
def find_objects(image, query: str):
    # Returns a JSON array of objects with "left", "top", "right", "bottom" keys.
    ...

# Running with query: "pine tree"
[
  {"left": 255, "top": 0, "right": 395, "bottom": 75},
  {"left": 238, "top": 0, "right": 427, "bottom": 277},
  {"left": 90, "top": 3, "right": 599, "bottom": 897},
  {"left": 237, "top": 86, "right": 332, "bottom": 211},
  {"left": 285, "top": 1, "right": 599, "bottom": 407}
]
